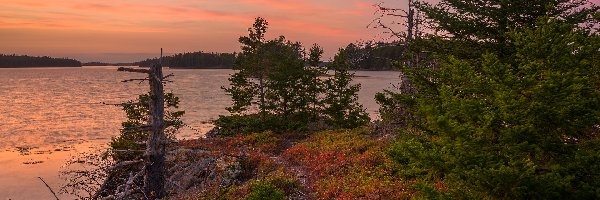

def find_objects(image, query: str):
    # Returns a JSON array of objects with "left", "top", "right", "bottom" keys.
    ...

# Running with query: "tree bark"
[{"left": 144, "top": 63, "right": 166, "bottom": 199}]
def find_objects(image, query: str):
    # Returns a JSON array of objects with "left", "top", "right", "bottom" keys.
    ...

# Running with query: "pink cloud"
[
  {"left": 0, "top": 0, "right": 380, "bottom": 61},
  {"left": 269, "top": 17, "right": 361, "bottom": 39},
  {"left": 234, "top": 0, "right": 325, "bottom": 13}
]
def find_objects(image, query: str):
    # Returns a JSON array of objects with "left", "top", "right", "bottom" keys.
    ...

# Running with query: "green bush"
[
  {"left": 248, "top": 131, "right": 279, "bottom": 145},
  {"left": 246, "top": 180, "right": 285, "bottom": 200}
]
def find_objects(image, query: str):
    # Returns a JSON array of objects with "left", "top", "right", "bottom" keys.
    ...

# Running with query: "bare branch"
[
  {"left": 38, "top": 177, "right": 60, "bottom": 200},
  {"left": 118, "top": 67, "right": 150, "bottom": 74},
  {"left": 162, "top": 73, "right": 174, "bottom": 80},
  {"left": 122, "top": 78, "right": 149, "bottom": 83},
  {"left": 101, "top": 102, "right": 145, "bottom": 107},
  {"left": 108, "top": 160, "right": 143, "bottom": 171},
  {"left": 110, "top": 149, "right": 147, "bottom": 153}
]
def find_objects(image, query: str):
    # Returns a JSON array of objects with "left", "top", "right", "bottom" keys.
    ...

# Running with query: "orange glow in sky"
[{"left": 0, "top": 0, "right": 396, "bottom": 62}]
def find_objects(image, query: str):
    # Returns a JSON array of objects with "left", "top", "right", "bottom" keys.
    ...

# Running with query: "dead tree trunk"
[
  {"left": 144, "top": 49, "right": 166, "bottom": 199},
  {"left": 372, "top": 0, "right": 423, "bottom": 94},
  {"left": 117, "top": 48, "right": 167, "bottom": 199}
]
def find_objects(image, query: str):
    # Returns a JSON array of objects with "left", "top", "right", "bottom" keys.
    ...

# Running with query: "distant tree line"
[
  {"left": 0, "top": 54, "right": 81, "bottom": 68},
  {"left": 134, "top": 51, "right": 236, "bottom": 69},
  {"left": 340, "top": 41, "right": 404, "bottom": 71},
  {"left": 82, "top": 62, "right": 133, "bottom": 66}
]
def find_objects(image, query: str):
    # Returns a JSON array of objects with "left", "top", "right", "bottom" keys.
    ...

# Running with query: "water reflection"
[{"left": 0, "top": 142, "right": 97, "bottom": 199}]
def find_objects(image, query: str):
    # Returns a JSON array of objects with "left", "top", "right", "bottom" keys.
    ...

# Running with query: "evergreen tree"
[
  {"left": 260, "top": 39, "right": 310, "bottom": 119},
  {"left": 219, "top": 18, "right": 368, "bottom": 134},
  {"left": 110, "top": 92, "right": 184, "bottom": 161},
  {"left": 222, "top": 17, "right": 326, "bottom": 131},
  {"left": 388, "top": 18, "right": 600, "bottom": 199},
  {"left": 415, "top": 0, "right": 598, "bottom": 60},
  {"left": 323, "top": 50, "right": 369, "bottom": 129},
  {"left": 305, "top": 44, "right": 326, "bottom": 121},
  {"left": 377, "top": 0, "right": 599, "bottom": 129},
  {"left": 224, "top": 17, "right": 269, "bottom": 115}
]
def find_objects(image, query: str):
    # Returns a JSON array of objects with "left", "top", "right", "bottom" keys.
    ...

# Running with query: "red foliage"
[{"left": 283, "top": 129, "right": 414, "bottom": 199}]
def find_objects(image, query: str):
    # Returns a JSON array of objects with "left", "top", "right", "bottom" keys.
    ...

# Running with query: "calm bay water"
[{"left": 0, "top": 66, "right": 400, "bottom": 199}]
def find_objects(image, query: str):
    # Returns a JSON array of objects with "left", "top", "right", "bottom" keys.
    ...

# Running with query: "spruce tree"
[
  {"left": 388, "top": 18, "right": 600, "bottom": 199},
  {"left": 323, "top": 50, "right": 369, "bottom": 129},
  {"left": 222, "top": 17, "right": 328, "bottom": 132},
  {"left": 224, "top": 17, "right": 268, "bottom": 115},
  {"left": 415, "top": 0, "right": 598, "bottom": 60}
]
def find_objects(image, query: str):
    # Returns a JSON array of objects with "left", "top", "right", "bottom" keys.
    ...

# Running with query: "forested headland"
[
  {"left": 82, "top": 62, "right": 133, "bottom": 66},
  {"left": 0, "top": 54, "right": 81, "bottom": 68},
  {"left": 134, "top": 47, "right": 403, "bottom": 70},
  {"left": 134, "top": 51, "right": 236, "bottom": 69},
  {"left": 340, "top": 41, "right": 404, "bottom": 70},
  {"left": 2, "top": 48, "right": 402, "bottom": 70}
]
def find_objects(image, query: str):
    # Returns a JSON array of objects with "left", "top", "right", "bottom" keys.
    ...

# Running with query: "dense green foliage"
[
  {"left": 323, "top": 51, "right": 370, "bottom": 129},
  {"left": 135, "top": 51, "right": 236, "bottom": 69},
  {"left": 387, "top": 19, "right": 600, "bottom": 199},
  {"left": 110, "top": 92, "right": 184, "bottom": 161},
  {"left": 371, "top": 0, "right": 600, "bottom": 199},
  {"left": 224, "top": 17, "right": 320, "bottom": 118},
  {"left": 415, "top": 0, "right": 598, "bottom": 60},
  {"left": 218, "top": 17, "right": 367, "bottom": 135},
  {"left": 82, "top": 62, "right": 132, "bottom": 66},
  {"left": 0, "top": 54, "right": 81, "bottom": 68},
  {"left": 341, "top": 42, "right": 404, "bottom": 70},
  {"left": 377, "top": 0, "right": 599, "bottom": 129},
  {"left": 246, "top": 180, "right": 285, "bottom": 200}
]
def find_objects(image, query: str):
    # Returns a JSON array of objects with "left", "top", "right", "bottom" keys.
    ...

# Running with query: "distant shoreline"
[
  {"left": 0, "top": 66, "right": 81, "bottom": 68},
  {"left": 0, "top": 54, "right": 82, "bottom": 68}
]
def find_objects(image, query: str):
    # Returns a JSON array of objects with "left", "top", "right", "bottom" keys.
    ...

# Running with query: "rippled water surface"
[{"left": 0, "top": 66, "right": 400, "bottom": 199}]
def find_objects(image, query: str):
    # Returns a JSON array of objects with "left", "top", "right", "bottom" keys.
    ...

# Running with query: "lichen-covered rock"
[
  {"left": 166, "top": 148, "right": 243, "bottom": 197},
  {"left": 214, "top": 155, "right": 242, "bottom": 186}
]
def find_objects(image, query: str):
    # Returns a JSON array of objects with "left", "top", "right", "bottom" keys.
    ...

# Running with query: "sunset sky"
[{"left": 0, "top": 0, "right": 418, "bottom": 62}]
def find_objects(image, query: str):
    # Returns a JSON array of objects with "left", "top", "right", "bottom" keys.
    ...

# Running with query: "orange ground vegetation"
[{"left": 175, "top": 128, "right": 412, "bottom": 199}]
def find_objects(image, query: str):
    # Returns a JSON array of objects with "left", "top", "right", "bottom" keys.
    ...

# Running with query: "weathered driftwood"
[{"left": 38, "top": 177, "right": 60, "bottom": 200}]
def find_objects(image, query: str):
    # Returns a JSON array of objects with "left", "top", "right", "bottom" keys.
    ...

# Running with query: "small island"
[{"left": 0, "top": 54, "right": 81, "bottom": 68}]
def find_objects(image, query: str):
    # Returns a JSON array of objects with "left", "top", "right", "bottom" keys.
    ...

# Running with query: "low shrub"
[
  {"left": 283, "top": 128, "right": 412, "bottom": 199},
  {"left": 243, "top": 131, "right": 282, "bottom": 154},
  {"left": 214, "top": 114, "right": 308, "bottom": 136},
  {"left": 246, "top": 179, "right": 285, "bottom": 200}
]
